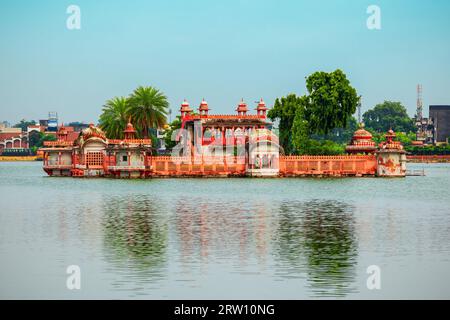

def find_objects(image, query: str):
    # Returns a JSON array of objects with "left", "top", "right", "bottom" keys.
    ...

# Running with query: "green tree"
[
  {"left": 268, "top": 94, "right": 305, "bottom": 155},
  {"left": 163, "top": 116, "right": 182, "bottom": 150},
  {"left": 30, "top": 132, "right": 57, "bottom": 154},
  {"left": 396, "top": 131, "right": 416, "bottom": 146},
  {"left": 291, "top": 107, "right": 310, "bottom": 153},
  {"left": 270, "top": 70, "right": 358, "bottom": 155},
  {"left": 297, "top": 139, "right": 345, "bottom": 155},
  {"left": 14, "top": 119, "right": 36, "bottom": 132},
  {"left": 28, "top": 130, "right": 42, "bottom": 148},
  {"left": 99, "top": 97, "right": 130, "bottom": 139},
  {"left": 363, "top": 101, "right": 415, "bottom": 133},
  {"left": 311, "top": 116, "right": 358, "bottom": 144},
  {"left": 128, "top": 86, "right": 169, "bottom": 138},
  {"left": 304, "top": 70, "right": 358, "bottom": 135}
]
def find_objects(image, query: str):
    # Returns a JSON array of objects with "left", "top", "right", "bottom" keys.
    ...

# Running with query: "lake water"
[{"left": 0, "top": 161, "right": 449, "bottom": 299}]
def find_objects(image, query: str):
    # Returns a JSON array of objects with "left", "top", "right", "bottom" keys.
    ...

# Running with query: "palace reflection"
[
  {"left": 99, "top": 193, "right": 357, "bottom": 297},
  {"left": 275, "top": 200, "right": 358, "bottom": 297},
  {"left": 173, "top": 197, "right": 358, "bottom": 296},
  {"left": 174, "top": 198, "right": 270, "bottom": 265},
  {"left": 101, "top": 195, "right": 168, "bottom": 280}
]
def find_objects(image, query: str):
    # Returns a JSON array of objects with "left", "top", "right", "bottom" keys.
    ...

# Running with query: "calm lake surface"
[{"left": 1, "top": 161, "right": 449, "bottom": 299}]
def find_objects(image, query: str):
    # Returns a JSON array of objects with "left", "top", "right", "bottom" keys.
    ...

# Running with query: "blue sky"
[{"left": 1, "top": 0, "right": 449, "bottom": 124}]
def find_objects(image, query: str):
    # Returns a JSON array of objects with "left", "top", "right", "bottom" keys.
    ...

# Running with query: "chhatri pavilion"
[
  {"left": 176, "top": 98, "right": 273, "bottom": 156},
  {"left": 345, "top": 124, "right": 377, "bottom": 154}
]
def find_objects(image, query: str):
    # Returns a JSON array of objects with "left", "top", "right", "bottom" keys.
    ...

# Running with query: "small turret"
[
  {"left": 198, "top": 98, "right": 209, "bottom": 116},
  {"left": 57, "top": 124, "right": 68, "bottom": 141},
  {"left": 255, "top": 98, "right": 268, "bottom": 117},
  {"left": 345, "top": 123, "right": 376, "bottom": 154},
  {"left": 236, "top": 98, "right": 248, "bottom": 116},
  {"left": 180, "top": 99, "right": 193, "bottom": 118},
  {"left": 376, "top": 129, "right": 406, "bottom": 177},
  {"left": 123, "top": 119, "right": 136, "bottom": 140}
]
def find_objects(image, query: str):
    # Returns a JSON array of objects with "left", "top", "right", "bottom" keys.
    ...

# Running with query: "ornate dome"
[
  {"left": 57, "top": 125, "right": 68, "bottom": 138},
  {"left": 379, "top": 129, "right": 404, "bottom": 151},
  {"left": 180, "top": 99, "right": 193, "bottom": 113},
  {"left": 58, "top": 125, "right": 68, "bottom": 135},
  {"left": 198, "top": 99, "right": 209, "bottom": 111},
  {"left": 124, "top": 122, "right": 136, "bottom": 134},
  {"left": 256, "top": 98, "right": 267, "bottom": 111},
  {"left": 386, "top": 129, "right": 396, "bottom": 140},
  {"left": 346, "top": 123, "right": 376, "bottom": 154},
  {"left": 352, "top": 124, "right": 373, "bottom": 140},
  {"left": 80, "top": 124, "right": 107, "bottom": 142},
  {"left": 123, "top": 121, "right": 136, "bottom": 140},
  {"left": 236, "top": 99, "right": 248, "bottom": 113}
]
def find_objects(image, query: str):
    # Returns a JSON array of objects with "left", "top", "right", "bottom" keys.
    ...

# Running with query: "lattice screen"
[{"left": 86, "top": 152, "right": 104, "bottom": 166}]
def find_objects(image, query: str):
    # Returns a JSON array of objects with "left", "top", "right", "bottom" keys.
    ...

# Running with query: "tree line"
[
  {"left": 12, "top": 71, "right": 441, "bottom": 155},
  {"left": 267, "top": 70, "right": 425, "bottom": 155},
  {"left": 99, "top": 86, "right": 169, "bottom": 139}
]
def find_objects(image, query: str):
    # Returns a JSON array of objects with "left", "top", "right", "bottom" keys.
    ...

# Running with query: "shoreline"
[
  {"left": 406, "top": 155, "right": 450, "bottom": 163},
  {"left": 1, "top": 155, "right": 449, "bottom": 163},
  {"left": 0, "top": 156, "right": 41, "bottom": 162}
]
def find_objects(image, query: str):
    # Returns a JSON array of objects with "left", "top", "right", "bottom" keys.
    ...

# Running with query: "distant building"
[
  {"left": 0, "top": 121, "right": 11, "bottom": 129},
  {"left": 415, "top": 116, "right": 434, "bottom": 144},
  {"left": 0, "top": 127, "right": 29, "bottom": 152},
  {"left": 27, "top": 125, "right": 42, "bottom": 133},
  {"left": 429, "top": 105, "right": 450, "bottom": 143},
  {"left": 67, "top": 122, "right": 89, "bottom": 132},
  {"left": 0, "top": 127, "right": 22, "bottom": 134},
  {"left": 39, "top": 119, "right": 49, "bottom": 128},
  {"left": 47, "top": 112, "right": 58, "bottom": 132}
]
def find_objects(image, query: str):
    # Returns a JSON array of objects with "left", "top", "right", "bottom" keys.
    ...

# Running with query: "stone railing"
[
  {"left": 183, "top": 114, "right": 266, "bottom": 121},
  {"left": 44, "top": 164, "right": 73, "bottom": 169},
  {"left": 43, "top": 141, "right": 74, "bottom": 147},
  {"left": 108, "top": 139, "right": 152, "bottom": 145},
  {"left": 279, "top": 155, "right": 377, "bottom": 176},
  {"left": 108, "top": 165, "right": 146, "bottom": 171},
  {"left": 150, "top": 155, "right": 246, "bottom": 175},
  {"left": 281, "top": 155, "right": 376, "bottom": 160}
]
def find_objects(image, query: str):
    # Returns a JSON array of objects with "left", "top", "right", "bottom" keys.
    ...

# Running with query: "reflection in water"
[
  {"left": 276, "top": 200, "right": 357, "bottom": 297},
  {"left": 172, "top": 197, "right": 357, "bottom": 297},
  {"left": 2, "top": 162, "right": 450, "bottom": 298},
  {"left": 99, "top": 193, "right": 357, "bottom": 296},
  {"left": 101, "top": 196, "right": 168, "bottom": 281},
  {"left": 174, "top": 199, "right": 262, "bottom": 264}
]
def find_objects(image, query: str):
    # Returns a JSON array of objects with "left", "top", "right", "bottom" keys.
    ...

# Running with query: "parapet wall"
[
  {"left": 149, "top": 155, "right": 377, "bottom": 177},
  {"left": 150, "top": 156, "right": 247, "bottom": 176},
  {"left": 279, "top": 155, "right": 377, "bottom": 177}
]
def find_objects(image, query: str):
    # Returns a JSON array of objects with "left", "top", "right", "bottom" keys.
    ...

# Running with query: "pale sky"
[{"left": 1, "top": 0, "right": 449, "bottom": 124}]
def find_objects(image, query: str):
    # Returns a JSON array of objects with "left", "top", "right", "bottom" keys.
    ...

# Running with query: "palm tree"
[
  {"left": 99, "top": 97, "right": 130, "bottom": 139},
  {"left": 128, "top": 86, "right": 169, "bottom": 138}
]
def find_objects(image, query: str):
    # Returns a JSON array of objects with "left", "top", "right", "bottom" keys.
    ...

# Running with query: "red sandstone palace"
[{"left": 41, "top": 99, "right": 407, "bottom": 178}]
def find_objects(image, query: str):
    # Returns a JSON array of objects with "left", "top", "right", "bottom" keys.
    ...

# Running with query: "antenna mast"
[
  {"left": 357, "top": 98, "right": 362, "bottom": 124},
  {"left": 416, "top": 84, "right": 423, "bottom": 121}
]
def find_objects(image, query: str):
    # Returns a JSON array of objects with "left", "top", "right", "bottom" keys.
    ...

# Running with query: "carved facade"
[{"left": 41, "top": 100, "right": 407, "bottom": 178}]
